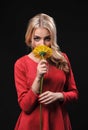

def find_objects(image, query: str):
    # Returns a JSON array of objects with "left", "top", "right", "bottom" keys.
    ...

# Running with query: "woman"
[{"left": 14, "top": 13, "right": 78, "bottom": 130}]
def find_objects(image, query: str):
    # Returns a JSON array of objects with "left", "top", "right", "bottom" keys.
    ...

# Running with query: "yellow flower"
[{"left": 32, "top": 45, "right": 52, "bottom": 59}]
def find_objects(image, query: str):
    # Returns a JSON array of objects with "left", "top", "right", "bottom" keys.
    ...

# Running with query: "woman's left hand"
[{"left": 38, "top": 91, "right": 64, "bottom": 105}]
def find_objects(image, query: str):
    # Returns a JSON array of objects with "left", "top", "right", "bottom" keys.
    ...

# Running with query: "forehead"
[{"left": 33, "top": 27, "right": 50, "bottom": 36}]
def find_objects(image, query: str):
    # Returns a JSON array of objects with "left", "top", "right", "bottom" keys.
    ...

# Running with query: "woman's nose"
[{"left": 41, "top": 39, "right": 45, "bottom": 45}]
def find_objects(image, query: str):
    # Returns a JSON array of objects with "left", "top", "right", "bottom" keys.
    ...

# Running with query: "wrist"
[
  {"left": 56, "top": 92, "right": 64, "bottom": 101},
  {"left": 35, "top": 77, "right": 41, "bottom": 82},
  {"left": 32, "top": 87, "right": 40, "bottom": 94}
]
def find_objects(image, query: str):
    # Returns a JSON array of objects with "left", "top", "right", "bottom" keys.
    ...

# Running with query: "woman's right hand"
[{"left": 36, "top": 59, "right": 48, "bottom": 80}]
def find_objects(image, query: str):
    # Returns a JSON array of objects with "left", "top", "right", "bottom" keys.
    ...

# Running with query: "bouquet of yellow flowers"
[{"left": 33, "top": 45, "right": 52, "bottom": 130}]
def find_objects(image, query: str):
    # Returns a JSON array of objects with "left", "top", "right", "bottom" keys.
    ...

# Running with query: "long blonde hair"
[{"left": 25, "top": 13, "right": 69, "bottom": 73}]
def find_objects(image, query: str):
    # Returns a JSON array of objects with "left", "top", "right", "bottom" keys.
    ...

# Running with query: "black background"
[{"left": 0, "top": 1, "right": 88, "bottom": 130}]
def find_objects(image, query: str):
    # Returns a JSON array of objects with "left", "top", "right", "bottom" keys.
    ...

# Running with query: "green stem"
[
  {"left": 40, "top": 76, "right": 43, "bottom": 130},
  {"left": 40, "top": 76, "right": 43, "bottom": 93}
]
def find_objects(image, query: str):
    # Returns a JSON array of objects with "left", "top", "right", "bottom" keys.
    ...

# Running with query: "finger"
[
  {"left": 39, "top": 95, "right": 48, "bottom": 101},
  {"left": 39, "top": 96, "right": 52, "bottom": 102},
  {"left": 39, "top": 92, "right": 52, "bottom": 102},
  {"left": 40, "top": 98, "right": 53, "bottom": 104},
  {"left": 39, "top": 91, "right": 49, "bottom": 98},
  {"left": 40, "top": 91, "right": 49, "bottom": 96},
  {"left": 40, "top": 59, "right": 47, "bottom": 64}
]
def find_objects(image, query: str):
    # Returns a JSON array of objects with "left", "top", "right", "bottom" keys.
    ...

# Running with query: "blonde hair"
[{"left": 25, "top": 13, "right": 69, "bottom": 73}]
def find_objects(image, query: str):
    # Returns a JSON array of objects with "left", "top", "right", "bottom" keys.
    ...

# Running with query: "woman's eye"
[
  {"left": 34, "top": 37, "right": 40, "bottom": 41},
  {"left": 44, "top": 36, "right": 51, "bottom": 41}
]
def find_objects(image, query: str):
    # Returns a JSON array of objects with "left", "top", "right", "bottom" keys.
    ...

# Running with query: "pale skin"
[{"left": 28, "top": 27, "right": 64, "bottom": 105}]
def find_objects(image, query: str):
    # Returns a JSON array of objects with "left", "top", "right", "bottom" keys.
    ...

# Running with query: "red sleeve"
[
  {"left": 62, "top": 53, "right": 79, "bottom": 104},
  {"left": 14, "top": 58, "right": 38, "bottom": 114}
]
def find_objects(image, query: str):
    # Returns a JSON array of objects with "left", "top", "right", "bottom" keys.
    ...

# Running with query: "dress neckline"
[{"left": 26, "top": 54, "right": 40, "bottom": 64}]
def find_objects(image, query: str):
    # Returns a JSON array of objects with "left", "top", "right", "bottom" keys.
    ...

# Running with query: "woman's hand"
[
  {"left": 31, "top": 59, "right": 48, "bottom": 94},
  {"left": 36, "top": 59, "right": 48, "bottom": 80},
  {"left": 38, "top": 91, "right": 64, "bottom": 105}
]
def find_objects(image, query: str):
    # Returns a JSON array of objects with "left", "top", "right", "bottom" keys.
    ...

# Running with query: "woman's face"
[{"left": 31, "top": 27, "right": 51, "bottom": 48}]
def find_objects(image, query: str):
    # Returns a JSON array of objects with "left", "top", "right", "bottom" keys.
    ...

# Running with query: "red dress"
[{"left": 14, "top": 53, "right": 78, "bottom": 130}]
